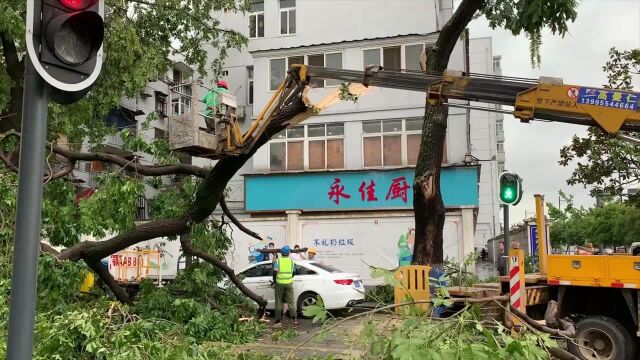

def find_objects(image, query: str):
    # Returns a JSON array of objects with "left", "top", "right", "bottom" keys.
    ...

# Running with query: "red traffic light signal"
[
  {"left": 26, "top": 0, "right": 104, "bottom": 103},
  {"left": 59, "top": 0, "right": 94, "bottom": 10},
  {"left": 45, "top": 11, "right": 104, "bottom": 66}
]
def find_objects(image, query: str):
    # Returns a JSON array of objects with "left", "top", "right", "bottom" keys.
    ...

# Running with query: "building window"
[
  {"left": 154, "top": 127, "right": 167, "bottom": 140},
  {"left": 170, "top": 69, "right": 191, "bottom": 116},
  {"left": 363, "top": 46, "right": 401, "bottom": 71},
  {"left": 247, "top": 66, "right": 254, "bottom": 105},
  {"left": 136, "top": 196, "right": 148, "bottom": 221},
  {"left": 324, "top": 53, "right": 342, "bottom": 86},
  {"left": 270, "top": 56, "right": 303, "bottom": 91},
  {"left": 308, "top": 123, "right": 344, "bottom": 169},
  {"left": 496, "top": 121, "right": 503, "bottom": 133},
  {"left": 280, "top": 0, "right": 296, "bottom": 35},
  {"left": 249, "top": 1, "right": 264, "bottom": 38},
  {"left": 363, "top": 118, "right": 446, "bottom": 167},
  {"left": 269, "top": 123, "right": 344, "bottom": 171},
  {"left": 306, "top": 52, "right": 343, "bottom": 88},
  {"left": 154, "top": 92, "right": 167, "bottom": 117},
  {"left": 497, "top": 162, "right": 505, "bottom": 173},
  {"left": 497, "top": 141, "right": 504, "bottom": 152},
  {"left": 405, "top": 44, "right": 425, "bottom": 71},
  {"left": 307, "top": 54, "right": 324, "bottom": 88},
  {"left": 493, "top": 56, "right": 501, "bottom": 72}
]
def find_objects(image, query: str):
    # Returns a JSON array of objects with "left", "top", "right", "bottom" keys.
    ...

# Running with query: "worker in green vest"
[
  {"left": 273, "top": 245, "right": 298, "bottom": 326},
  {"left": 202, "top": 80, "right": 229, "bottom": 132}
]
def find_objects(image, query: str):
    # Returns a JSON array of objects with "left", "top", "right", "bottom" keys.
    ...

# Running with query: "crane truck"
[{"left": 167, "top": 63, "right": 640, "bottom": 360}]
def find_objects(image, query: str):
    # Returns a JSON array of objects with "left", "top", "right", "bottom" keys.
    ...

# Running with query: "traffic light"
[
  {"left": 26, "top": 0, "right": 104, "bottom": 104},
  {"left": 499, "top": 171, "right": 523, "bottom": 205}
]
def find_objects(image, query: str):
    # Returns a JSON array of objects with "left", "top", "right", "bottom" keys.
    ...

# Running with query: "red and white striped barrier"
[
  {"left": 508, "top": 248, "right": 526, "bottom": 325},
  {"left": 509, "top": 256, "right": 522, "bottom": 309}
]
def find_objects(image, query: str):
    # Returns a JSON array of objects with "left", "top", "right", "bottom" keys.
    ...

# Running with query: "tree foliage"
[
  {"left": 0, "top": 251, "right": 269, "bottom": 359},
  {"left": 482, "top": 0, "right": 577, "bottom": 67},
  {"left": 547, "top": 191, "right": 640, "bottom": 248},
  {"left": 560, "top": 48, "right": 640, "bottom": 201}
]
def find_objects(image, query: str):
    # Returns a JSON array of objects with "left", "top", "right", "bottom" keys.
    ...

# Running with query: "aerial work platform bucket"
[{"left": 393, "top": 265, "right": 431, "bottom": 315}]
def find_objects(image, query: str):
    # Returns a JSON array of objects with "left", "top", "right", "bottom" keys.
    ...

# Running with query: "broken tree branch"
[
  {"left": 0, "top": 146, "right": 76, "bottom": 183},
  {"left": 53, "top": 145, "right": 208, "bottom": 178},
  {"left": 179, "top": 233, "right": 267, "bottom": 310},
  {"left": 258, "top": 248, "right": 308, "bottom": 254},
  {"left": 40, "top": 242, "right": 60, "bottom": 256},
  {"left": 509, "top": 304, "right": 576, "bottom": 337},
  {"left": 33, "top": 73, "right": 310, "bottom": 307},
  {"left": 219, "top": 196, "right": 262, "bottom": 240},
  {"left": 86, "top": 259, "right": 132, "bottom": 304},
  {"left": 57, "top": 217, "right": 189, "bottom": 262}
]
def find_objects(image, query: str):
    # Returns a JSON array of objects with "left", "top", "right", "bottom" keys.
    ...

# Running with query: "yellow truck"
[{"left": 507, "top": 197, "right": 640, "bottom": 360}]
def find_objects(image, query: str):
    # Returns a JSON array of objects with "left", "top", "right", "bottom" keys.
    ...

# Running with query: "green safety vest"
[
  {"left": 276, "top": 257, "right": 294, "bottom": 285},
  {"left": 202, "top": 87, "right": 229, "bottom": 117}
]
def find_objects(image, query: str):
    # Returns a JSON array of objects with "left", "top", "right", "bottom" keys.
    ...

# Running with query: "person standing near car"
[
  {"left": 289, "top": 245, "right": 306, "bottom": 261},
  {"left": 273, "top": 245, "right": 298, "bottom": 326}
]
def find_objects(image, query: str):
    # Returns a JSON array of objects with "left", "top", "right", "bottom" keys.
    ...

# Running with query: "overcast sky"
[{"left": 467, "top": 0, "right": 640, "bottom": 223}]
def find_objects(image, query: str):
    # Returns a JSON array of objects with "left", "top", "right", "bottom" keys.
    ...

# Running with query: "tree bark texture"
[{"left": 412, "top": 0, "right": 483, "bottom": 266}]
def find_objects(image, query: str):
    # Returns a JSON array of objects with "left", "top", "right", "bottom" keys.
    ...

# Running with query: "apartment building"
[{"left": 200, "top": 0, "right": 504, "bottom": 283}]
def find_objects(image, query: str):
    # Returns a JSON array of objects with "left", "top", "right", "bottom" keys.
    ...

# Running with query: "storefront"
[{"left": 227, "top": 165, "right": 480, "bottom": 285}]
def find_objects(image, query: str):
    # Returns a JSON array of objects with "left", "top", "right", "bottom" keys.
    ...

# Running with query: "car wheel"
[
  {"left": 568, "top": 316, "right": 635, "bottom": 360},
  {"left": 297, "top": 292, "right": 321, "bottom": 318}
]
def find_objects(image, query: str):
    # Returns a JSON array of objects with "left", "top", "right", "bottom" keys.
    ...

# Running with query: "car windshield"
[{"left": 310, "top": 262, "right": 342, "bottom": 273}]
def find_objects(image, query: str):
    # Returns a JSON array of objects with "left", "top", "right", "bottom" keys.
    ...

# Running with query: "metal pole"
[
  {"left": 499, "top": 204, "right": 510, "bottom": 276},
  {"left": 6, "top": 57, "right": 49, "bottom": 360},
  {"left": 504, "top": 204, "right": 510, "bottom": 252}
]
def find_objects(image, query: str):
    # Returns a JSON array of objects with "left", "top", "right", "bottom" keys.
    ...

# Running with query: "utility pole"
[
  {"left": 6, "top": 58, "right": 49, "bottom": 359},
  {"left": 7, "top": 0, "right": 105, "bottom": 356}
]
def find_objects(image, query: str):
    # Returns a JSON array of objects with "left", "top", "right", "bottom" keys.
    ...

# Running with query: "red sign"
[{"left": 327, "top": 178, "right": 351, "bottom": 205}]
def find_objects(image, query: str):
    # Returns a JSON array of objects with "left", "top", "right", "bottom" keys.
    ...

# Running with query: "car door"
[
  {"left": 292, "top": 263, "right": 320, "bottom": 303},
  {"left": 240, "top": 263, "right": 275, "bottom": 309}
]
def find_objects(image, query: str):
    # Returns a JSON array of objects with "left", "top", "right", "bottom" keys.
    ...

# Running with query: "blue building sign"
[
  {"left": 528, "top": 223, "right": 550, "bottom": 260},
  {"left": 244, "top": 166, "right": 479, "bottom": 212}
]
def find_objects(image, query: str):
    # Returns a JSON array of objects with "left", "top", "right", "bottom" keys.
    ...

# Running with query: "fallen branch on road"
[{"left": 285, "top": 295, "right": 510, "bottom": 360}]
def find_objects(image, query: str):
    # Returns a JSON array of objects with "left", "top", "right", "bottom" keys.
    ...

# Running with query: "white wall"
[
  {"left": 468, "top": 37, "right": 501, "bottom": 248},
  {"left": 225, "top": 212, "right": 466, "bottom": 285},
  {"left": 215, "top": 0, "right": 443, "bottom": 53}
]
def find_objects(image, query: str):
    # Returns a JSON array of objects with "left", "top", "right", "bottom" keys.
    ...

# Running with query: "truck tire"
[{"left": 568, "top": 316, "right": 635, "bottom": 360}]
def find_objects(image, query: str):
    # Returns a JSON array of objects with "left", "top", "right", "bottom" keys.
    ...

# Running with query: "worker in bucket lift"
[
  {"left": 272, "top": 245, "right": 298, "bottom": 326},
  {"left": 202, "top": 80, "right": 229, "bottom": 133}
]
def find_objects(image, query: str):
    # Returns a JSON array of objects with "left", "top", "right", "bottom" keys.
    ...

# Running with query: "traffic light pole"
[
  {"left": 501, "top": 204, "right": 510, "bottom": 276},
  {"left": 6, "top": 57, "right": 49, "bottom": 359},
  {"left": 503, "top": 204, "right": 510, "bottom": 251}
]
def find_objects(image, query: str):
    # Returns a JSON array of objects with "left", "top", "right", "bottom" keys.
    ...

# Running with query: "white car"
[{"left": 224, "top": 260, "right": 365, "bottom": 314}]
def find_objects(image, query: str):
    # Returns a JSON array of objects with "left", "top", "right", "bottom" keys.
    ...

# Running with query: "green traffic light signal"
[
  {"left": 502, "top": 187, "right": 515, "bottom": 201},
  {"left": 499, "top": 172, "right": 522, "bottom": 205}
]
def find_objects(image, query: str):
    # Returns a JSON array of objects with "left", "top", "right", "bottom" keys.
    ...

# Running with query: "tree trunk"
[
  {"left": 412, "top": 0, "right": 483, "bottom": 266},
  {"left": 413, "top": 103, "right": 448, "bottom": 266}
]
